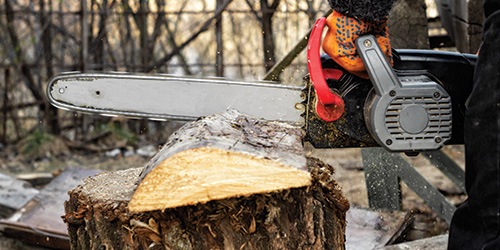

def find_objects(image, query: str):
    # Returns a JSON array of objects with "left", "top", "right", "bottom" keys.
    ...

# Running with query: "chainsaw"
[{"left": 47, "top": 18, "right": 476, "bottom": 154}]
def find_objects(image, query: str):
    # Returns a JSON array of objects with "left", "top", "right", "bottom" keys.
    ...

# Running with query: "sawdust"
[{"left": 0, "top": 139, "right": 464, "bottom": 247}]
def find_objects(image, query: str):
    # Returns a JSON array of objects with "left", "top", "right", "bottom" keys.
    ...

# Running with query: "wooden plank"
[
  {"left": 380, "top": 234, "right": 448, "bottom": 250},
  {"left": 346, "top": 208, "right": 413, "bottom": 250},
  {"left": 16, "top": 172, "right": 55, "bottom": 187},
  {"left": 396, "top": 158, "right": 456, "bottom": 224},
  {"left": 0, "top": 173, "right": 39, "bottom": 218},
  {"left": 16, "top": 168, "right": 101, "bottom": 231},
  {"left": 0, "top": 168, "right": 101, "bottom": 249},
  {"left": 0, "top": 221, "right": 70, "bottom": 250}
]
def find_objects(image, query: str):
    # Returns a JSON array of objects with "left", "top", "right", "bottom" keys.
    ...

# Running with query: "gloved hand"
[{"left": 322, "top": 10, "right": 393, "bottom": 79}]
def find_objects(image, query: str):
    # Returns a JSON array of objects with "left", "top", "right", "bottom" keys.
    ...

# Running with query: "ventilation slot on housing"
[{"left": 385, "top": 96, "right": 452, "bottom": 142}]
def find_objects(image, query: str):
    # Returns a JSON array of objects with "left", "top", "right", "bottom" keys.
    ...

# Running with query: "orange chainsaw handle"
[{"left": 307, "top": 17, "right": 345, "bottom": 122}]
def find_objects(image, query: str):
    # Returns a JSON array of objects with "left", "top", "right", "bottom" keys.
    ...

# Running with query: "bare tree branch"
[
  {"left": 150, "top": 0, "right": 166, "bottom": 46},
  {"left": 163, "top": 17, "right": 193, "bottom": 75},
  {"left": 263, "top": 9, "right": 332, "bottom": 81},
  {"left": 4, "top": 0, "right": 45, "bottom": 109},
  {"left": 244, "top": 0, "right": 262, "bottom": 22},
  {"left": 269, "top": 0, "right": 280, "bottom": 9},
  {"left": 145, "top": 0, "right": 234, "bottom": 72}
]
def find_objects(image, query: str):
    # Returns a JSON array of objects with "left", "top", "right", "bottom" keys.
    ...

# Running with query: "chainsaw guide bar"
[{"left": 47, "top": 73, "right": 305, "bottom": 123}]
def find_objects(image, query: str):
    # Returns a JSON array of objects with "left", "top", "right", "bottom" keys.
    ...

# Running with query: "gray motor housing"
[
  {"left": 356, "top": 35, "right": 452, "bottom": 152},
  {"left": 364, "top": 74, "right": 452, "bottom": 152}
]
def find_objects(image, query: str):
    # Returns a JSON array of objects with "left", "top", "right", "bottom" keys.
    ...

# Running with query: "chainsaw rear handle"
[
  {"left": 355, "top": 35, "right": 400, "bottom": 96},
  {"left": 307, "top": 17, "right": 345, "bottom": 122}
]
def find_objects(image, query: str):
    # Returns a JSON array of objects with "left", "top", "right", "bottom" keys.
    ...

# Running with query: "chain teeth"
[{"left": 301, "top": 72, "right": 377, "bottom": 149}]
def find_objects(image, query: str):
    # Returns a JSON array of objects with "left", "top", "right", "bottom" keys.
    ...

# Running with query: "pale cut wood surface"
[
  {"left": 129, "top": 147, "right": 311, "bottom": 212},
  {"left": 129, "top": 109, "right": 311, "bottom": 213}
]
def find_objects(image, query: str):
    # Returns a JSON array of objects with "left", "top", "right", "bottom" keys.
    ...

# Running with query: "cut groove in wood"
[{"left": 128, "top": 147, "right": 312, "bottom": 212}]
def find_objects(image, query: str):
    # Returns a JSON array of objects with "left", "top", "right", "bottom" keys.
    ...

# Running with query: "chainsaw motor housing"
[
  {"left": 363, "top": 72, "right": 452, "bottom": 152},
  {"left": 357, "top": 35, "right": 452, "bottom": 152},
  {"left": 304, "top": 19, "right": 472, "bottom": 152},
  {"left": 305, "top": 48, "right": 474, "bottom": 151}
]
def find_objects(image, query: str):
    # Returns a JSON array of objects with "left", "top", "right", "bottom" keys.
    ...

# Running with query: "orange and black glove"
[{"left": 322, "top": 10, "right": 393, "bottom": 79}]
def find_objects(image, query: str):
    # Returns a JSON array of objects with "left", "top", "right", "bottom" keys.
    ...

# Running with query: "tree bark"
[
  {"left": 64, "top": 110, "right": 349, "bottom": 249},
  {"left": 388, "top": 0, "right": 430, "bottom": 49}
]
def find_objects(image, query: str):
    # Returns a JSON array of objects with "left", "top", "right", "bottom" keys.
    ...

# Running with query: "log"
[{"left": 64, "top": 110, "right": 349, "bottom": 249}]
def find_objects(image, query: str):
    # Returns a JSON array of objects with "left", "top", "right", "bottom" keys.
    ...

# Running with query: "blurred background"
[{"left": 0, "top": 0, "right": 483, "bottom": 157}]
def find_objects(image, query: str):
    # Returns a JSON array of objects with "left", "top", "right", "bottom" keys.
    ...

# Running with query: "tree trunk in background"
[
  {"left": 40, "top": 0, "right": 60, "bottom": 134},
  {"left": 139, "top": 0, "right": 149, "bottom": 70},
  {"left": 260, "top": 0, "right": 280, "bottom": 72},
  {"left": 388, "top": 0, "right": 430, "bottom": 49},
  {"left": 64, "top": 110, "right": 349, "bottom": 249},
  {"left": 92, "top": 0, "right": 108, "bottom": 70},
  {"left": 424, "top": 0, "right": 483, "bottom": 53},
  {"left": 465, "top": 0, "right": 484, "bottom": 53},
  {"left": 6, "top": 0, "right": 57, "bottom": 133},
  {"left": 216, "top": 0, "right": 225, "bottom": 76}
]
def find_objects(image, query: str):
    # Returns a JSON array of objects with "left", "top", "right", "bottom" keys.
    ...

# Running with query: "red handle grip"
[{"left": 307, "top": 17, "right": 345, "bottom": 122}]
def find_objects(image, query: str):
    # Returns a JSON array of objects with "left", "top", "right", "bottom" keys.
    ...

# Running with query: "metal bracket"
[{"left": 362, "top": 147, "right": 465, "bottom": 224}]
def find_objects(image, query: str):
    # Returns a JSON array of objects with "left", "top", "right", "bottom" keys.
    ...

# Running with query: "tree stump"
[{"left": 64, "top": 110, "right": 349, "bottom": 249}]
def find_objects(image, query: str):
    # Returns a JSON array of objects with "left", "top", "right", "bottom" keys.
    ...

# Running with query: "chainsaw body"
[
  {"left": 47, "top": 18, "right": 476, "bottom": 154},
  {"left": 305, "top": 33, "right": 475, "bottom": 152}
]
